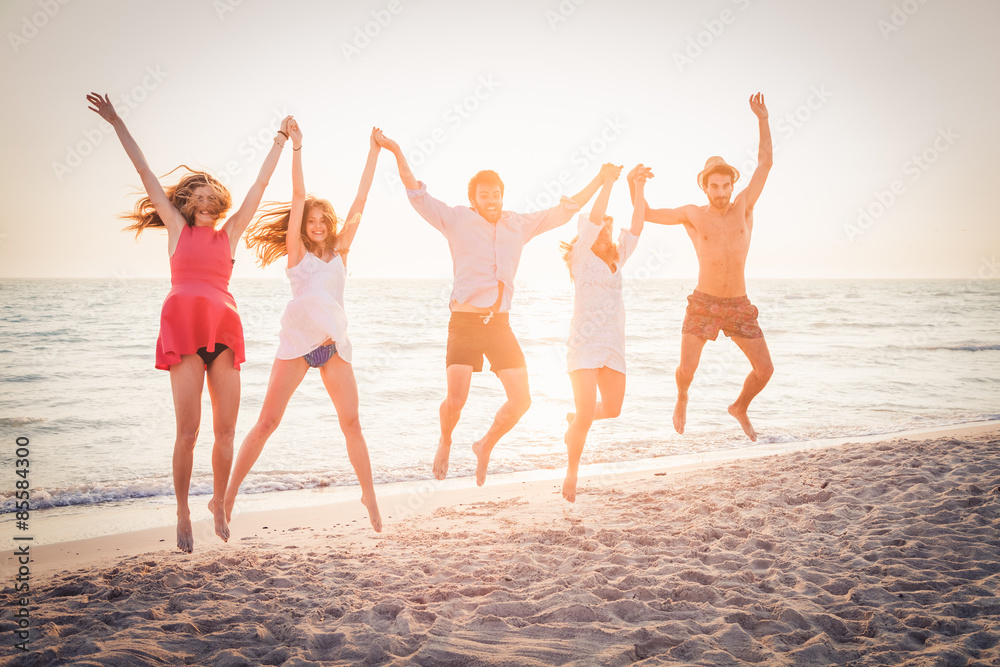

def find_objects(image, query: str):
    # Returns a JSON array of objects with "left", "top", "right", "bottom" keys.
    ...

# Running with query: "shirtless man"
[
  {"left": 377, "top": 131, "right": 612, "bottom": 484},
  {"left": 630, "top": 93, "right": 773, "bottom": 441}
]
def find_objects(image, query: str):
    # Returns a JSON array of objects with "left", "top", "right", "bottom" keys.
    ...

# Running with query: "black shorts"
[{"left": 446, "top": 312, "right": 526, "bottom": 373}]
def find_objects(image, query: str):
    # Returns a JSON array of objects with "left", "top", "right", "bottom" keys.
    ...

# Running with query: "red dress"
[{"left": 155, "top": 225, "right": 246, "bottom": 370}]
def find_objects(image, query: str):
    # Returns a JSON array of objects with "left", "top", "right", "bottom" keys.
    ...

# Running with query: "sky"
[{"left": 1, "top": 0, "right": 998, "bottom": 282}]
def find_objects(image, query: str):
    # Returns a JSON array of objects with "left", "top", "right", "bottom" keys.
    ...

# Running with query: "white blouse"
[{"left": 566, "top": 213, "right": 639, "bottom": 373}]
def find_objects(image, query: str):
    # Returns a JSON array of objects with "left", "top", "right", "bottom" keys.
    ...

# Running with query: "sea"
[{"left": 1, "top": 277, "right": 998, "bottom": 544}]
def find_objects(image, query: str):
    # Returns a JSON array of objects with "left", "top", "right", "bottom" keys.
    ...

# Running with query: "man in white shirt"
[{"left": 377, "top": 130, "right": 615, "bottom": 485}]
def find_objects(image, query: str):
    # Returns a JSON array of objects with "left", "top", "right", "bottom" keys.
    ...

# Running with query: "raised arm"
[
  {"left": 569, "top": 163, "right": 615, "bottom": 209},
  {"left": 627, "top": 164, "right": 694, "bottom": 226},
  {"left": 378, "top": 131, "right": 456, "bottom": 234},
  {"left": 87, "top": 92, "right": 185, "bottom": 235},
  {"left": 222, "top": 115, "right": 292, "bottom": 249},
  {"left": 589, "top": 163, "right": 622, "bottom": 223},
  {"left": 285, "top": 118, "right": 306, "bottom": 268},
  {"left": 376, "top": 131, "right": 418, "bottom": 191},
  {"left": 337, "top": 127, "right": 382, "bottom": 256},
  {"left": 630, "top": 170, "right": 649, "bottom": 236},
  {"left": 740, "top": 92, "right": 772, "bottom": 210}
]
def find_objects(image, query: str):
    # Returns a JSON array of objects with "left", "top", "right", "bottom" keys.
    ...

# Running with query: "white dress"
[
  {"left": 567, "top": 214, "right": 639, "bottom": 373},
  {"left": 275, "top": 251, "right": 352, "bottom": 363}
]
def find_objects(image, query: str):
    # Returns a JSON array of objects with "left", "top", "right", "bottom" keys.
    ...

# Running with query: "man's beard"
[{"left": 477, "top": 206, "right": 501, "bottom": 223}]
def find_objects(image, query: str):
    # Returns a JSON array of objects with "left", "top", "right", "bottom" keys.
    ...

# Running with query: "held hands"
[
  {"left": 374, "top": 129, "right": 400, "bottom": 154},
  {"left": 86, "top": 92, "right": 119, "bottom": 124},
  {"left": 287, "top": 117, "right": 303, "bottom": 148},
  {"left": 627, "top": 163, "right": 654, "bottom": 183},
  {"left": 599, "top": 162, "right": 623, "bottom": 183},
  {"left": 749, "top": 92, "right": 768, "bottom": 119},
  {"left": 369, "top": 126, "right": 382, "bottom": 151}
]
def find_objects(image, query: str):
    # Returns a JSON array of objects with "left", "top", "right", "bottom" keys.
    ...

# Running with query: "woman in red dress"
[{"left": 88, "top": 92, "right": 290, "bottom": 553}]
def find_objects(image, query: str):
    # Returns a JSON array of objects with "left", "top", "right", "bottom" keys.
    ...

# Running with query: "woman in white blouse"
[
  {"left": 224, "top": 120, "right": 383, "bottom": 532},
  {"left": 560, "top": 165, "right": 650, "bottom": 502}
]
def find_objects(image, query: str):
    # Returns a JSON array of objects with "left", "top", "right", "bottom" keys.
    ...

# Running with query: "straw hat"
[{"left": 697, "top": 156, "right": 740, "bottom": 190}]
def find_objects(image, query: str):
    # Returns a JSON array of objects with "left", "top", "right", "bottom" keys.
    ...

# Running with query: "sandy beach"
[{"left": 4, "top": 423, "right": 999, "bottom": 666}]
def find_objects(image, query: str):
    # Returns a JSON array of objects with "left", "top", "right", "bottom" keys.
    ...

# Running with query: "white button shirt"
[{"left": 407, "top": 182, "right": 580, "bottom": 312}]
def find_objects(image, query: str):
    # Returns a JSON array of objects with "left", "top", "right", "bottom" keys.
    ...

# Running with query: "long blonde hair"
[
  {"left": 122, "top": 166, "right": 232, "bottom": 237},
  {"left": 245, "top": 197, "right": 355, "bottom": 267}
]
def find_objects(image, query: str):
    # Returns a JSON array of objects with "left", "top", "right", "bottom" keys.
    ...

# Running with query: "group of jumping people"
[{"left": 87, "top": 91, "right": 773, "bottom": 553}]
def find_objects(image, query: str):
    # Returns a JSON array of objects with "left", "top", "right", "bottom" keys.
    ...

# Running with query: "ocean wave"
[
  {"left": 0, "top": 479, "right": 177, "bottom": 513},
  {"left": 0, "top": 470, "right": 431, "bottom": 514},
  {"left": 5, "top": 415, "right": 998, "bottom": 515},
  {"left": 0, "top": 416, "right": 47, "bottom": 427},
  {"left": 924, "top": 344, "right": 1000, "bottom": 352}
]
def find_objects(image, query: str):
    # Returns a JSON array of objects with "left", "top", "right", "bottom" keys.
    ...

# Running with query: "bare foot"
[
  {"left": 472, "top": 439, "right": 491, "bottom": 487},
  {"left": 433, "top": 438, "right": 451, "bottom": 480},
  {"left": 565, "top": 412, "right": 574, "bottom": 425},
  {"left": 673, "top": 394, "right": 688, "bottom": 434},
  {"left": 207, "top": 498, "right": 230, "bottom": 542},
  {"left": 562, "top": 472, "right": 578, "bottom": 503},
  {"left": 361, "top": 493, "right": 382, "bottom": 533},
  {"left": 728, "top": 403, "right": 757, "bottom": 441},
  {"left": 176, "top": 514, "right": 193, "bottom": 553},
  {"left": 223, "top": 494, "right": 235, "bottom": 524}
]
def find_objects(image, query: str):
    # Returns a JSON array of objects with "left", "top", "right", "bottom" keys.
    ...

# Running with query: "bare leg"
[
  {"left": 564, "top": 367, "right": 625, "bottom": 502},
  {"left": 595, "top": 366, "right": 626, "bottom": 419},
  {"left": 169, "top": 355, "right": 206, "bottom": 553},
  {"left": 727, "top": 335, "right": 774, "bottom": 441},
  {"left": 674, "top": 333, "right": 708, "bottom": 435},
  {"left": 435, "top": 364, "right": 472, "bottom": 480},
  {"left": 319, "top": 355, "right": 382, "bottom": 532},
  {"left": 224, "top": 357, "right": 309, "bottom": 522},
  {"left": 204, "top": 348, "right": 239, "bottom": 542},
  {"left": 472, "top": 366, "right": 531, "bottom": 486},
  {"left": 564, "top": 369, "right": 597, "bottom": 503},
  {"left": 566, "top": 367, "right": 624, "bottom": 425}
]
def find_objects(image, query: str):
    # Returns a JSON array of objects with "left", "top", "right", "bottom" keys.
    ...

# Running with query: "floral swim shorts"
[{"left": 681, "top": 290, "right": 764, "bottom": 341}]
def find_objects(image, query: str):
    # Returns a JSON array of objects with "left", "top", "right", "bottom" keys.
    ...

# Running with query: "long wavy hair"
[
  {"left": 122, "top": 166, "right": 232, "bottom": 237},
  {"left": 560, "top": 220, "right": 620, "bottom": 281},
  {"left": 245, "top": 197, "right": 354, "bottom": 267}
]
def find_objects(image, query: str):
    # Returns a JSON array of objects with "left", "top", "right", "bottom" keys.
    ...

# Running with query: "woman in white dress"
[
  {"left": 560, "top": 165, "right": 650, "bottom": 502},
  {"left": 224, "top": 119, "right": 383, "bottom": 532}
]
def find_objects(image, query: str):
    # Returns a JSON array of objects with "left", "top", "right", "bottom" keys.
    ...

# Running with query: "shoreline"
[{"left": 21, "top": 419, "right": 1000, "bottom": 579}]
